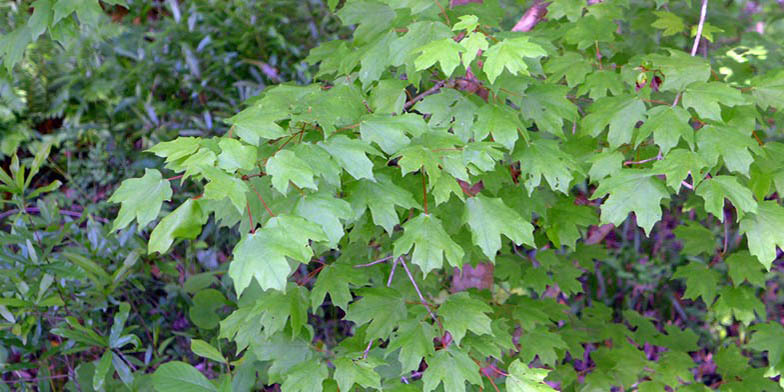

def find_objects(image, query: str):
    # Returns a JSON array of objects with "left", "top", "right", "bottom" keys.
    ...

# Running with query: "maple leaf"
[
  {"left": 108, "top": 168, "right": 172, "bottom": 231},
  {"left": 653, "top": 148, "right": 708, "bottom": 191},
  {"left": 294, "top": 193, "right": 352, "bottom": 248},
  {"left": 682, "top": 82, "right": 747, "bottom": 121},
  {"left": 739, "top": 200, "right": 784, "bottom": 269},
  {"left": 345, "top": 288, "right": 407, "bottom": 342},
  {"left": 545, "top": 52, "right": 593, "bottom": 87},
  {"left": 695, "top": 175, "right": 758, "bottom": 221},
  {"left": 217, "top": 138, "right": 256, "bottom": 173},
  {"left": 463, "top": 195, "right": 535, "bottom": 260},
  {"left": 651, "top": 11, "right": 685, "bottom": 36},
  {"left": 673, "top": 222, "right": 716, "bottom": 256},
  {"left": 318, "top": 135, "right": 382, "bottom": 181},
  {"left": 266, "top": 150, "right": 318, "bottom": 195},
  {"left": 645, "top": 50, "right": 711, "bottom": 92},
  {"left": 346, "top": 174, "right": 420, "bottom": 234},
  {"left": 519, "top": 84, "right": 579, "bottom": 138},
  {"left": 333, "top": 357, "right": 382, "bottom": 392},
  {"left": 713, "top": 286, "right": 765, "bottom": 325},
  {"left": 201, "top": 165, "right": 249, "bottom": 214},
  {"left": 148, "top": 199, "right": 207, "bottom": 255},
  {"left": 439, "top": 292, "right": 493, "bottom": 345},
  {"left": 229, "top": 215, "right": 327, "bottom": 294},
  {"left": 672, "top": 262, "right": 720, "bottom": 305},
  {"left": 582, "top": 95, "right": 646, "bottom": 149},
  {"left": 696, "top": 125, "right": 758, "bottom": 176},
  {"left": 359, "top": 113, "right": 424, "bottom": 155},
  {"left": 414, "top": 38, "right": 466, "bottom": 77},
  {"left": 750, "top": 70, "right": 784, "bottom": 110},
  {"left": 281, "top": 360, "right": 328, "bottom": 392},
  {"left": 393, "top": 214, "right": 465, "bottom": 276},
  {"left": 387, "top": 319, "right": 437, "bottom": 373},
  {"left": 591, "top": 170, "right": 670, "bottom": 235},
  {"left": 518, "top": 329, "right": 568, "bottom": 367},
  {"left": 506, "top": 359, "right": 557, "bottom": 392},
  {"left": 422, "top": 347, "right": 483, "bottom": 392},
  {"left": 725, "top": 251, "right": 767, "bottom": 288},
  {"left": 747, "top": 322, "right": 784, "bottom": 370},
  {"left": 474, "top": 103, "right": 526, "bottom": 149},
  {"left": 544, "top": 198, "right": 598, "bottom": 249},
  {"left": 310, "top": 263, "right": 366, "bottom": 311},
  {"left": 635, "top": 106, "right": 694, "bottom": 155},
  {"left": 483, "top": 37, "right": 547, "bottom": 83},
  {"left": 514, "top": 138, "right": 581, "bottom": 195}
]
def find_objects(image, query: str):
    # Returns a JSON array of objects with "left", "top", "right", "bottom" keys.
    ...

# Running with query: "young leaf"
[
  {"left": 108, "top": 169, "right": 172, "bottom": 231},
  {"left": 483, "top": 37, "right": 547, "bottom": 83},
  {"left": 266, "top": 150, "right": 318, "bottom": 195},
  {"left": 229, "top": 215, "right": 327, "bottom": 294},
  {"left": 413, "top": 38, "right": 466, "bottom": 77},
  {"left": 506, "top": 359, "right": 557, "bottom": 392},
  {"left": 393, "top": 214, "right": 465, "bottom": 276},
  {"left": 464, "top": 195, "right": 535, "bottom": 260},
  {"left": 201, "top": 166, "right": 249, "bottom": 214},
  {"left": 149, "top": 199, "right": 207, "bottom": 255}
]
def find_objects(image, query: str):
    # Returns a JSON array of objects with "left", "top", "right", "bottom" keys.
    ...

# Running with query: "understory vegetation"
[{"left": 2, "top": 0, "right": 784, "bottom": 391}]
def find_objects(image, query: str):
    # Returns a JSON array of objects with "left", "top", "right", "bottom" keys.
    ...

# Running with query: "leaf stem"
[
  {"left": 246, "top": 202, "right": 255, "bottom": 233},
  {"left": 354, "top": 255, "right": 394, "bottom": 268},
  {"left": 422, "top": 171, "right": 429, "bottom": 215},
  {"left": 249, "top": 182, "right": 275, "bottom": 217},
  {"left": 399, "top": 257, "right": 443, "bottom": 330},
  {"left": 672, "top": 0, "right": 709, "bottom": 106}
]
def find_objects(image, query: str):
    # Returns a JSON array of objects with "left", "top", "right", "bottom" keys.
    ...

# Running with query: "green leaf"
[
  {"left": 750, "top": 70, "right": 784, "bottom": 110},
  {"left": 93, "top": 350, "right": 112, "bottom": 391},
  {"left": 519, "top": 84, "right": 579, "bottom": 138},
  {"left": 189, "top": 289, "right": 226, "bottom": 330},
  {"left": 672, "top": 262, "right": 720, "bottom": 305},
  {"left": 452, "top": 15, "right": 480, "bottom": 32},
  {"left": 149, "top": 199, "right": 207, "bottom": 255},
  {"left": 310, "top": 263, "right": 365, "bottom": 311},
  {"left": 108, "top": 169, "right": 172, "bottom": 231},
  {"left": 422, "top": 348, "right": 483, "bottom": 392},
  {"left": 514, "top": 138, "right": 581, "bottom": 195},
  {"left": 653, "top": 148, "right": 708, "bottom": 191},
  {"left": 696, "top": 125, "right": 758, "bottom": 176},
  {"left": 646, "top": 50, "right": 711, "bottom": 92},
  {"left": 635, "top": 106, "right": 694, "bottom": 155},
  {"left": 294, "top": 193, "right": 352, "bottom": 248},
  {"left": 217, "top": 138, "right": 256, "bottom": 173},
  {"left": 682, "top": 82, "right": 746, "bottom": 121},
  {"left": 190, "top": 339, "right": 226, "bottom": 363},
  {"left": 589, "top": 149, "right": 624, "bottom": 181},
  {"left": 739, "top": 201, "right": 784, "bottom": 270},
  {"left": 464, "top": 195, "right": 535, "bottom": 260},
  {"left": 394, "top": 214, "right": 465, "bottom": 276},
  {"left": 28, "top": 0, "right": 53, "bottom": 40},
  {"left": 564, "top": 16, "right": 615, "bottom": 49},
  {"left": 544, "top": 198, "right": 598, "bottom": 249},
  {"left": 518, "top": 329, "right": 568, "bottom": 367},
  {"left": 747, "top": 322, "right": 784, "bottom": 370},
  {"left": 651, "top": 11, "right": 685, "bottom": 36},
  {"left": 152, "top": 361, "right": 217, "bottom": 392},
  {"left": 318, "top": 135, "right": 381, "bottom": 181},
  {"left": 725, "top": 251, "right": 767, "bottom": 288},
  {"left": 414, "top": 38, "right": 466, "bottom": 77},
  {"left": 359, "top": 113, "right": 424, "bottom": 155},
  {"left": 713, "top": 286, "right": 765, "bottom": 325},
  {"left": 583, "top": 95, "right": 646, "bottom": 149},
  {"left": 591, "top": 170, "right": 669, "bottom": 235},
  {"left": 345, "top": 288, "right": 407, "bottom": 342},
  {"left": 334, "top": 358, "right": 382, "bottom": 392},
  {"left": 577, "top": 70, "right": 625, "bottom": 100},
  {"left": 266, "top": 150, "right": 318, "bottom": 195},
  {"left": 545, "top": 52, "right": 593, "bottom": 87},
  {"left": 201, "top": 166, "right": 248, "bottom": 214},
  {"left": 474, "top": 103, "right": 525, "bottom": 149},
  {"left": 673, "top": 222, "right": 716, "bottom": 256},
  {"left": 387, "top": 320, "right": 437, "bottom": 374},
  {"left": 347, "top": 175, "right": 419, "bottom": 234},
  {"left": 483, "top": 37, "right": 547, "bottom": 83},
  {"left": 506, "top": 359, "right": 557, "bottom": 392},
  {"left": 281, "top": 360, "right": 328, "bottom": 392},
  {"left": 369, "top": 80, "right": 408, "bottom": 115},
  {"left": 229, "top": 215, "right": 327, "bottom": 294},
  {"left": 460, "top": 32, "right": 489, "bottom": 67},
  {"left": 440, "top": 292, "right": 493, "bottom": 345},
  {"left": 695, "top": 175, "right": 758, "bottom": 221},
  {"left": 225, "top": 105, "right": 287, "bottom": 146}
]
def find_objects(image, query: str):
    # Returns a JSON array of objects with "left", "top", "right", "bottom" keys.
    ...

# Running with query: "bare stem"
[
  {"left": 387, "top": 257, "right": 399, "bottom": 287},
  {"left": 404, "top": 80, "right": 447, "bottom": 110},
  {"left": 673, "top": 0, "right": 709, "bottom": 106},
  {"left": 354, "top": 255, "right": 394, "bottom": 268},
  {"left": 399, "top": 257, "right": 442, "bottom": 329}
]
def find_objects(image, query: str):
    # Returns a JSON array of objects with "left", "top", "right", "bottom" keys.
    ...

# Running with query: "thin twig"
[
  {"left": 387, "top": 257, "right": 399, "bottom": 287},
  {"left": 404, "top": 80, "right": 447, "bottom": 110},
  {"left": 673, "top": 0, "right": 709, "bottom": 106},
  {"left": 399, "top": 257, "right": 442, "bottom": 329},
  {"left": 623, "top": 156, "right": 660, "bottom": 166},
  {"left": 354, "top": 255, "right": 394, "bottom": 268},
  {"left": 362, "top": 340, "right": 373, "bottom": 359},
  {"left": 681, "top": 180, "right": 694, "bottom": 190},
  {"left": 433, "top": 0, "right": 451, "bottom": 25}
]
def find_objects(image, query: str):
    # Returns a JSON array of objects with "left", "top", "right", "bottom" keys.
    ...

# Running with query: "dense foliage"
[{"left": 4, "top": 0, "right": 784, "bottom": 391}]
